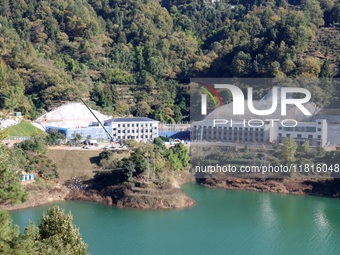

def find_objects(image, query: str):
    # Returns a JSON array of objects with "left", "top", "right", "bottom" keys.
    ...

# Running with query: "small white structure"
[{"left": 22, "top": 173, "right": 34, "bottom": 182}]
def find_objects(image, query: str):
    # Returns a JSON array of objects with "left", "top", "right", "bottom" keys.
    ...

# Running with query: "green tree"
[
  {"left": 16, "top": 133, "right": 47, "bottom": 154},
  {"left": 301, "top": 140, "right": 311, "bottom": 154},
  {"left": 0, "top": 130, "right": 8, "bottom": 140},
  {"left": 0, "top": 145, "right": 27, "bottom": 205},
  {"left": 38, "top": 206, "right": 89, "bottom": 255},
  {"left": 0, "top": 210, "right": 21, "bottom": 254},
  {"left": 134, "top": 101, "right": 151, "bottom": 117},
  {"left": 46, "top": 132, "right": 66, "bottom": 145},
  {"left": 281, "top": 137, "right": 298, "bottom": 163},
  {"left": 170, "top": 143, "right": 190, "bottom": 168},
  {"left": 319, "top": 59, "right": 331, "bottom": 78},
  {"left": 129, "top": 151, "right": 147, "bottom": 175},
  {"left": 0, "top": 207, "right": 89, "bottom": 255},
  {"left": 74, "top": 134, "right": 82, "bottom": 145}
]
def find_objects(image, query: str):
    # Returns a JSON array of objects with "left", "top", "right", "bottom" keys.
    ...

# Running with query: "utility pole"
[
  {"left": 152, "top": 152, "right": 156, "bottom": 181},
  {"left": 146, "top": 157, "right": 150, "bottom": 182}
]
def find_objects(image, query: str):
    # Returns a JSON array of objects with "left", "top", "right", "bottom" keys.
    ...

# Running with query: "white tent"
[{"left": 36, "top": 103, "right": 109, "bottom": 128}]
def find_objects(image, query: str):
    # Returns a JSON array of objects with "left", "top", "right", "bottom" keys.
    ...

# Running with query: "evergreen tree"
[
  {"left": 281, "top": 137, "right": 298, "bottom": 163},
  {"left": 0, "top": 145, "right": 27, "bottom": 205},
  {"left": 38, "top": 206, "right": 89, "bottom": 255}
]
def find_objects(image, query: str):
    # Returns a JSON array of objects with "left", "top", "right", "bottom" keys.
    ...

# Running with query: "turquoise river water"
[{"left": 10, "top": 183, "right": 340, "bottom": 255}]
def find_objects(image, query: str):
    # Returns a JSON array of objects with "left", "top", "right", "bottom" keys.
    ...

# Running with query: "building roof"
[
  {"left": 104, "top": 117, "right": 158, "bottom": 123},
  {"left": 36, "top": 103, "right": 108, "bottom": 128}
]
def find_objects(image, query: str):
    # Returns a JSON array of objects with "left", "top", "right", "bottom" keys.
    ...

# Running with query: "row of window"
[
  {"left": 116, "top": 123, "right": 156, "bottom": 128},
  {"left": 194, "top": 126, "right": 264, "bottom": 131},
  {"left": 194, "top": 131, "right": 264, "bottom": 136},
  {"left": 279, "top": 133, "right": 322, "bottom": 139},
  {"left": 279, "top": 126, "right": 321, "bottom": 132},
  {"left": 113, "top": 129, "right": 156, "bottom": 133},
  {"left": 113, "top": 135, "right": 153, "bottom": 139}
]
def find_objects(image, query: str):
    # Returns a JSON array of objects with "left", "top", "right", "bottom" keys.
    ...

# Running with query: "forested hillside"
[{"left": 0, "top": 0, "right": 339, "bottom": 121}]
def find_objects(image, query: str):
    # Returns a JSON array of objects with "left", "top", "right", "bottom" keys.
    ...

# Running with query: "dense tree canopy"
[
  {"left": 0, "top": 206, "right": 89, "bottom": 255},
  {"left": 0, "top": 145, "right": 27, "bottom": 205},
  {"left": 0, "top": 0, "right": 338, "bottom": 120}
]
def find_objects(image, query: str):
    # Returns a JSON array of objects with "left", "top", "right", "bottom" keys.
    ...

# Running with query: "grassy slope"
[
  {"left": 47, "top": 149, "right": 130, "bottom": 181},
  {"left": 5, "top": 121, "right": 45, "bottom": 136}
]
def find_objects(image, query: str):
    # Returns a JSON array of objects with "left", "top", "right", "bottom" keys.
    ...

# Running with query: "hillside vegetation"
[{"left": 0, "top": 0, "right": 339, "bottom": 121}]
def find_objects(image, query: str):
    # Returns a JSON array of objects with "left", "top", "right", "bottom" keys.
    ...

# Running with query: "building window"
[
  {"left": 287, "top": 134, "right": 291, "bottom": 137},
  {"left": 284, "top": 127, "right": 294, "bottom": 131},
  {"left": 279, "top": 127, "right": 282, "bottom": 130},
  {"left": 118, "top": 124, "right": 121, "bottom": 127},
  {"left": 318, "top": 128, "right": 321, "bottom": 131},
  {"left": 297, "top": 134, "right": 302, "bottom": 138},
  {"left": 318, "top": 135, "right": 321, "bottom": 139},
  {"left": 295, "top": 127, "right": 305, "bottom": 132},
  {"left": 306, "top": 127, "right": 316, "bottom": 132},
  {"left": 308, "top": 135, "right": 313, "bottom": 139}
]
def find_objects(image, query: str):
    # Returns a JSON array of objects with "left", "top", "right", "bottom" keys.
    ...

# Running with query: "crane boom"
[{"left": 79, "top": 98, "right": 113, "bottom": 140}]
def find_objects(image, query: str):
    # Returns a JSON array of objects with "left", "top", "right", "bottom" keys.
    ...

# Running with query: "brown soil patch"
[{"left": 0, "top": 181, "right": 69, "bottom": 211}]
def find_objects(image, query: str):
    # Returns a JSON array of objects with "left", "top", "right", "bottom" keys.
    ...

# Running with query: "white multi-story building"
[
  {"left": 192, "top": 119, "right": 328, "bottom": 147},
  {"left": 104, "top": 117, "right": 159, "bottom": 141},
  {"left": 192, "top": 119, "right": 275, "bottom": 143},
  {"left": 277, "top": 119, "right": 327, "bottom": 147}
]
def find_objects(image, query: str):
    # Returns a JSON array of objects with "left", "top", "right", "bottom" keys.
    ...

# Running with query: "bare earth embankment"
[
  {"left": 0, "top": 181, "right": 69, "bottom": 211},
  {"left": 1, "top": 147, "right": 194, "bottom": 210},
  {"left": 200, "top": 178, "right": 340, "bottom": 198}
]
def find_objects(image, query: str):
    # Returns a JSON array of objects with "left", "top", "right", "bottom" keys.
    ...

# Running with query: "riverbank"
[
  {"left": 2, "top": 177, "right": 340, "bottom": 211},
  {"left": 66, "top": 184, "right": 195, "bottom": 209},
  {"left": 199, "top": 177, "right": 340, "bottom": 198},
  {"left": 65, "top": 171, "right": 195, "bottom": 209},
  {"left": 0, "top": 181, "right": 69, "bottom": 211},
  {"left": 1, "top": 172, "right": 195, "bottom": 211}
]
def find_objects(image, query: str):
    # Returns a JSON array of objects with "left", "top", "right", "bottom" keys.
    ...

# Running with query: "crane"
[{"left": 79, "top": 98, "right": 114, "bottom": 141}]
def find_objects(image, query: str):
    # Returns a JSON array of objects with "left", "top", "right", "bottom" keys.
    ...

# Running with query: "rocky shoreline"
[
  {"left": 199, "top": 177, "right": 340, "bottom": 198},
  {"left": 65, "top": 185, "right": 195, "bottom": 209},
  {"left": 0, "top": 182, "right": 69, "bottom": 211},
  {"left": 1, "top": 179, "right": 195, "bottom": 211},
  {"left": 3, "top": 177, "right": 340, "bottom": 212}
]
